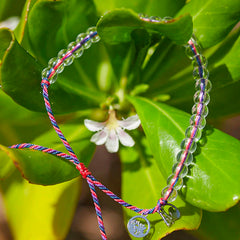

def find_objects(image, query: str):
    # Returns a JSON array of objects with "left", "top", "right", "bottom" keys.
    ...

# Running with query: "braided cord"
[
  {"left": 162, "top": 37, "right": 210, "bottom": 201},
  {"left": 8, "top": 19, "right": 211, "bottom": 237},
  {"left": 9, "top": 143, "right": 165, "bottom": 215}
]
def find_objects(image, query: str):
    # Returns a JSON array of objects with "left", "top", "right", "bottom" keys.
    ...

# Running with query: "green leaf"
[
  {"left": 177, "top": 0, "right": 240, "bottom": 48},
  {"left": 0, "top": 90, "right": 50, "bottom": 146},
  {"left": 0, "top": 151, "right": 15, "bottom": 180},
  {"left": 195, "top": 204, "right": 240, "bottom": 240},
  {"left": 0, "top": 28, "right": 12, "bottom": 62},
  {"left": 93, "top": 0, "right": 186, "bottom": 17},
  {"left": 27, "top": 0, "right": 65, "bottom": 63},
  {"left": 216, "top": 34, "right": 240, "bottom": 82},
  {"left": 14, "top": 0, "right": 43, "bottom": 52},
  {"left": 0, "top": 124, "right": 95, "bottom": 185},
  {"left": 0, "top": 0, "right": 26, "bottom": 21},
  {"left": 97, "top": 9, "right": 193, "bottom": 45},
  {"left": 128, "top": 96, "right": 240, "bottom": 211},
  {"left": 120, "top": 140, "right": 201, "bottom": 239},
  {"left": 0, "top": 169, "right": 80, "bottom": 240}
]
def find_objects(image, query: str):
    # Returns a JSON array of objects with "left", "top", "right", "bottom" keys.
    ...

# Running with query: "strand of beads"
[
  {"left": 139, "top": 14, "right": 173, "bottom": 23},
  {"left": 160, "top": 37, "right": 212, "bottom": 203},
  {"left": 41, "top": 27, "right": 100, "bottom": 84},
  {"left": 138, "top": 13, "right": 212, "bottom": 204}
]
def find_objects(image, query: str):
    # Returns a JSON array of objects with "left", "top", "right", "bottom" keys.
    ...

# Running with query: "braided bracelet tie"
[{"left": 9, "top": 13, "right": 212, "bottom": 239}]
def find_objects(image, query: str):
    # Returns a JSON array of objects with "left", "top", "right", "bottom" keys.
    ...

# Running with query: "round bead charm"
[{"left": 127, "top": 215, "right": 150, "bottom": 238}]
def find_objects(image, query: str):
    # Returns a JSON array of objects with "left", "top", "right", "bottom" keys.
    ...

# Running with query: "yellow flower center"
[{"left": 106, "top": 110, "right": 119, "bottom": 130}]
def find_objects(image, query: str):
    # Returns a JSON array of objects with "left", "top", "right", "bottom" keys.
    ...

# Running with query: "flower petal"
[
  {"left": 105, "top": 129, "right": 119, "bottom": 153},
  {"left": 116, "top": 128, "right": 135, "bottom": 147},
  {"left": 90, "top": 129, "right": 108, "bottom": 145},
  {"left": 84, "top": 119, "right": 105, "bottom": 132},
  {"left": 118, "top": 114, "right": 141, "bottom": 130}
]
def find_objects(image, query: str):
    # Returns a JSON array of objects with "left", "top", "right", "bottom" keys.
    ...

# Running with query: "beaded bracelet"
[{"left": 9, "top": 14, "right": 211, "bottom": 239}]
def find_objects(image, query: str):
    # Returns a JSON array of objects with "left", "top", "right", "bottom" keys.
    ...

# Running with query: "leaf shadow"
[{"left": 122, "top": 131, "right": 153, "bottom": 173}]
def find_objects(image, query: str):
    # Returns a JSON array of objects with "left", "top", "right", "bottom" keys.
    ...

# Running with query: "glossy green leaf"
[
  {"left": 120, "top": 140, "right": 201, "bottom": 239},
  {"left": 216, "top": 34, "right": 240, "bottom": 82},
  {"left": 178, "top": 0, "right": 240, "bottom": 48},
  {"left": 97, "top": 9, "right": 193, "bottom": 45},
  {"left": 93, "top": 0, "right": 186, "bottom": 17},
  {"left": 0, "top": 28, "right": 12, "bottom": 62},
  {"left": 129, "top": 96, "right": 240, "bottom": 211},
  {"left": 14, "top": 0, "right": 41, "bottom": 51},
  {"left": 27, "top": 0, "right": 65, "bottom": 63},
  {"left": 0, "top": 169, "right": 80, "bottom": 240},
  {"left": 0, "top": 90, "right": 50, "bottom": 146},
  {"left": 0, "top": 28, "right": 104, "bottom": 113},
  {"left": 195, "top": 204, "right": 240, "bottom": 240},
  {"left": 0, "top": 151, "right": 15, "bottom": 180},
  {"left": 0, "top": 0, "right": 26, "bottom": 21},
  {"left": 0, "top": 124, "right": 95, "bottom": 185}
]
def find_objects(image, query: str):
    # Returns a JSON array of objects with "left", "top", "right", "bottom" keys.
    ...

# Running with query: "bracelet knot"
[
  {"left": 41, "top": 79, "right": 50, "bottom": 88},
  {"left": 76, "top": 163, "right": 91, "bottom": 178}
]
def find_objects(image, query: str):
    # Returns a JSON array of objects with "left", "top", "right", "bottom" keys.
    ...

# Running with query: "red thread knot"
[
  {"left": 76, "top": 163, "right": 91, "bottom": 179},
  {"left": 41, "top": 79, "right": 50, "bottom": 87},
  {"left": 159, "top": 198, "right": 167, "bottom": 206}
]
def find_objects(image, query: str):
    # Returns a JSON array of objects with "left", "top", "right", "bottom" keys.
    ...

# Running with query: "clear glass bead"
[
  {"left": 195, "top": 79, "right": 212, "bottom": 93},
  {"left": 185, "top": 126, "right": 202, "bottom": 141},
  {"left": 74, "top": 45, "right": 84, "bottom": 58},
  {"left": 58, "top": 49, "right": 67, "bottom": 59},
  {"left": 48, "top": 57, "right": 58, "bottom": 68},
  {"left": 68, "top": 41, "right": 76, "bottom": 51},
  {"left": 87, "top": 27, "right": 100, "bottom": 43},
  {"left": 58, "top": 48, "right": 74, "bottom": 66},
  {"left": 190, "top": 114, "right": 206, "bottom": 129},
  {"left": 92, "top": 34, "right": 101, "bottom": 43},
  {"left": 176, "top": 150, "right": 193, "bottom": 165},
  {"left": 192, "top": 55, "right": 208, "bottom": 68},
  {"left": 167, "top": 174, "right": 183, "bottom": 190},
  {"left": 163, "top": 16, "right": 172, "bottom": 22},
  {"left": 161, "top": 186, "right": 178, "bottom": 202},
  {"left": 172, "top": 163, "right": 188, "bottom": 178},
  {"left": 87, "top": 27, "right": 97, "bottom": 35},
  {"left": 192, "top": 103, "right": 209, "bottom": 117},
  {"left": 139, "top": 13, "right": 149, "bottom": 19},
  {"left": 194, "top": 90, "right": 210, "bottom": 105},
  {"left": 83, "top": 39, "right": 92, "bottom": 49},
  {"left": 185, "top": 44, "right": 201, "bottom": 59},
  {"left": 77, "top": 33, "right": 92, "bottom": 49},
  {"left": 180, "top": 138, "right": 197, "bottom": 153},
  {"left": 56, "top": 63, "right": 65, "bottom": 74},
  {"left": 149, "top": 16, "right": 162, "bottom": 22},
  {"left": 42, "top": 67, "right": 51, "bottom": 79},
  {"left": 68, "top": 41, "right": 84, "bottom": 58},
  {"left": 63, "top": 54, "right": 74, "bottom": 66},
  {"left": 49, "top": 73, "right": 58, "bottom": 84},
  {"left": 193, "top": 66, "right": 209, "bottom": 79},
  {"left": 76, "top": 33, "right": 87, "bottom": 43}
]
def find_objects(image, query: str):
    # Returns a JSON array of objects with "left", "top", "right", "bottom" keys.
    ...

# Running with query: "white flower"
[{"left": 84, "top": 110, "right": 141, "bottom": 153}]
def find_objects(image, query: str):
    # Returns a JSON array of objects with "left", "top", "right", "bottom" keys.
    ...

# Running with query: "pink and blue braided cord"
[{"left": 9, "top": 31, "right": 206, "bottom": 239}]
